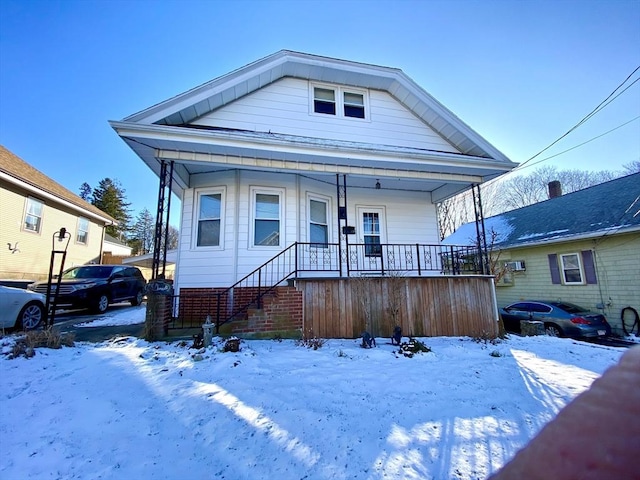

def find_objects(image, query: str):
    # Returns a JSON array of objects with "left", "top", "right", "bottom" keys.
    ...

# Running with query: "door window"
[{"left": 362, "top": 211, "right": 381, "bottom": 257}]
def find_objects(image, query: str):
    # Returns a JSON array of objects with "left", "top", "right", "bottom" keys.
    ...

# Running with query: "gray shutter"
[
  {"left": 548, "top": 254, "right": 561, "bottom": 284},
  {"left": 581, "top": 250, "right": 597, "bottom": 284}
]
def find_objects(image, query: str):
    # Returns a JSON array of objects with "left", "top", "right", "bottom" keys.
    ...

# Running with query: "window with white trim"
[
  {"left": 560, "top": 253, "right": 584, "bottom": 284},
  {"left": 311, "top": 84, "right": 368, "bottom": 119},
  {"left": 196, "top": 191, "right": 223, "bottom": 247},
  {"left": 253, "top": 190, "right": 282, "bottom": 247},
  {"left": 309, "top": 198, "right": 329, "bottom": 246},
  {"left": 313, "top": 88, "right": 336, "bottom": 115},
  {"left": 76, "top": 217, "right": 89, "bottom": 244},
  {"left": 24, "top": 197, "right": 43, "bottom": 233}
]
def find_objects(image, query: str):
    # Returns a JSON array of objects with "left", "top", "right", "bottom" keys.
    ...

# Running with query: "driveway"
[{"left": 51, "top": 303, "right": 145, "bottom": 342}]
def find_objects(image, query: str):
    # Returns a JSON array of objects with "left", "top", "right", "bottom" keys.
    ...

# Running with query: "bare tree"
[
  {"left": 437, "top": 181, "right": 502, "bottom": 240},
  {"left": 439, "top": 166, "right": 622, "bottom": 240},
  {"left": 622, "top": 160, "right": 640, "bottom": 174},
  {"left": 494, "top": 166, "right": 619, "bottom": 211}
]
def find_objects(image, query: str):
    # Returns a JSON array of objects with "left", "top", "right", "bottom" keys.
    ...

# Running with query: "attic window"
[
  {"left": 311, "top": 84, "right": 368, "bottom": 120},
  {"left": 344, "top": 92, "right": 364, "bottom": 118},
  {"left": 314, "top": 88, "right": 336, "bottom": 115}
]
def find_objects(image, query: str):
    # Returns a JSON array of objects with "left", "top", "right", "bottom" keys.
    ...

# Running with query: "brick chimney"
[{"left": 548, "top": 180, "right": 562, "bottom": 199}]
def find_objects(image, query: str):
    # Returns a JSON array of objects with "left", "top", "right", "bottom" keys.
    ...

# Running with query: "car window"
[
  {"left": 506, "top": 303, "right": 529, "bottom": 312},
  {"left": 530, "top": 303, "right": 552, "bottom": 314},
  {"left": 552, "top": 302, "right": 584, "bottom": 314},
  {"left": 62, "top": 266, "right": 113, "bottom": 279}
]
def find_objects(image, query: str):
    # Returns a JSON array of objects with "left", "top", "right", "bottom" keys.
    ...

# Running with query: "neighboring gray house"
[{"left": 444, "top": 173, "right": 640, "bottom": 335}]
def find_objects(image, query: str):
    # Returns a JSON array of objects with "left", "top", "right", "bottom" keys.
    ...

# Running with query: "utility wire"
[
  {"left": 515, "top": 65, "right": 640, "bottom": 171},
  {"left": 513, "top": 115, "right": 640, "bottom": 172}
]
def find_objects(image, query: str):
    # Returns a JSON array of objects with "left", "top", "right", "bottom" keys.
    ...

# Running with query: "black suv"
[{"left": 29, "top": 265, "right": 147, "bottom": 314}]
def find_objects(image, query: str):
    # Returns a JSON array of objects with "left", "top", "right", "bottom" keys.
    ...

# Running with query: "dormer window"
[{"left": 311, "top": 84, "right": 368, "bottom": 120}]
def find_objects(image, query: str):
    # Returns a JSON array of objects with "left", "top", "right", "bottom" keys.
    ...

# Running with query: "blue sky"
[{"left": 1, "top": 0, "right": 638, "bottom": 224}]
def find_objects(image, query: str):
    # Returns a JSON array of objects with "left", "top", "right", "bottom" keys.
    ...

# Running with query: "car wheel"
[
  {"left": 545, "top": 323, "right": 563, "bottom": 337},
  {"left": 130, "top": 289, "right": 143, "bottom": 306},
  {"left": 17, "top": 302, "right": 45, "bottom": 330},
  {"left": 93, "top": 294, "right": 109, "bottom": 314}
]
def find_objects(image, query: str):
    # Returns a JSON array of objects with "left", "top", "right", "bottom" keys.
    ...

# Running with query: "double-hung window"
[
  {"left": 309, "top": 199, "right": 328, "bottom": 246},
  {"left": 196, "top": 191, "right": 222, "bottom": 247},
  {"left": 343, "top": 92, "right": 365, "bottom": 118},
  {"left": 24, "top": 197, "right": 43, "bottom": 233},
  {"left": 559, "top": 253, "right": 583, "bottom": 284},
  {"left": 253, "top": 191, "right": 281, "bottom": 247},
  {"left": 313, "top": 88, "right": 336, "bottom": 115},
  {"left": 76, "top": 217, "right": 89, "bottom": 244}
]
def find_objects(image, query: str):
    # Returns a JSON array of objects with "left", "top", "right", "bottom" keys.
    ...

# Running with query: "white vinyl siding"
[
  {"left": 174, "top": 173, "right": 439, "bottom": 289},
  {"left": 193, "top": 77, "right": 457, "bottom": 153},
  {"left": 76, "top": 217, "right": 89, "bottom": 244},
  {"left": 24, "top": 197, "right": 43, "bottom": 233}
]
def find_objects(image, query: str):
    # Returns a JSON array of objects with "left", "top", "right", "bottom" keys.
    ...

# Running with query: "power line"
[
  {"left": 514, "top": 115, "right": 640, "bottom": 172},
  {"left": 515, "top": 65, "right": 640, "bottom": 171}
]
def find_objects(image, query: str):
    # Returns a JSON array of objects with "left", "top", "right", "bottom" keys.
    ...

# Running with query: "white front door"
[{"left": 355, "top": 207, "right": 386, "bottom": 270}]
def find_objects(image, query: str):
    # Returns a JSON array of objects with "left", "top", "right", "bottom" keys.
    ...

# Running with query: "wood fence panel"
[{"left": 296, "top": 276, "right": 498, "bottom": 339}]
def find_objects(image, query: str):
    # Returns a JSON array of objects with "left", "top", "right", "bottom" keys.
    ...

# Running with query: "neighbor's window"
[
  {"left": 76, "top": 217, "right": 89, "bottom": 244},
  {"left": 197, "top": 192, "right": 222, "bottom": 247},
  {"left": 343, "top": 92, "right": 365, "bottom": 118},
  {"left": 314, "top": 87, "right": 336, "bottom": 115},
  {"left": 309, "top": 199, "right": 328, "bottom": 246},
  {"left": 254, "top": 192, "right": 281, "bottom": 246},
  {"left": 24, "top": 197, "right": 43, "bottom": 233},
  {"left": 560, "top": 253, "right": 583, "bottom": 284}
]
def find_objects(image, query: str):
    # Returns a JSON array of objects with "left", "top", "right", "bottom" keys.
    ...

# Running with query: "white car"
[{"left": 0, "top": 285, "right": 46, "bottom": 330}]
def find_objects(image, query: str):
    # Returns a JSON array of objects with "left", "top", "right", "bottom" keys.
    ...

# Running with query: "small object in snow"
[
  {"left": 361, "top": 331, "right": 376, "bottom": 348},
  {"left": 391, "top": 326, "right": 402, "bottom": 345}
]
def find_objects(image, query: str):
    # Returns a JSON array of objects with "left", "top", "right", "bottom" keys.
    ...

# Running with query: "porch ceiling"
[{"left": 112, "top": 122, "right": 512, "bottom": 203}]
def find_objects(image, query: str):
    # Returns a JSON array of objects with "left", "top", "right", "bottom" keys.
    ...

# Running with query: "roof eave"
[
  {"left": 496, "top": 225, "right": 640, "bottom": 250},
  {"left": 0, "top": 171, "right": 116, "bottom": 225}
]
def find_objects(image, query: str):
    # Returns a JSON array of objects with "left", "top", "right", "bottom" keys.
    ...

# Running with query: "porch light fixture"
[{"left": 375, "top": 179, "right": 381, "bottom": 189}]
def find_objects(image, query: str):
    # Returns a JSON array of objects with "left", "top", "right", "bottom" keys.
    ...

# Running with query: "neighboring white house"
[
  {"left": 112, "top": 50, "right": 517, "bottom": 297},
  {"left": 102, "top": 234, "right": 133, "bottom": 257}
]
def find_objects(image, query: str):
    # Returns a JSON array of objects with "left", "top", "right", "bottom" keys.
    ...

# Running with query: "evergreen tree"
[
  {"left": 130, "top": 208, "right": 155, "bottom": 255},
  {"left": 79, "top": 182, "right": 92, "bottom": 202},
  {"left": 91, "top": 178, "right": 132, "bottom": 238}
]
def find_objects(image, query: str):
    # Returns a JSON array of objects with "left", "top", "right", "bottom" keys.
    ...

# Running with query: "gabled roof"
[
  {"left": 444, "top": 173, "right": 640, "bottom": 248},
  {"left": 122, "top": 50, "right": 509, "bottom": 162},
  {"left": 0, "top": 145, "right": 116, "bottom": 224},
  {"left": 111, "top": 51, "right": 517, "bottom": 202}
]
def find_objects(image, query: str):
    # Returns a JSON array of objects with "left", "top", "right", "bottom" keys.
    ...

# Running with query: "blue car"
[{"left": 499, "top": 300, "right": 611, "bottom": 338}]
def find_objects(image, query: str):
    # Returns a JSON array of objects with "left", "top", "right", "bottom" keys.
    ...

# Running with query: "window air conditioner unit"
[{"left": 505, "top": 261, "right": 526, "bottom": 271}]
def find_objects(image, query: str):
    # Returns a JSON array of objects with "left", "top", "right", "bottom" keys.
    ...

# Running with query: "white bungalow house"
[{"left": 111, "top": 50, "right": 517, "bottom": 338}]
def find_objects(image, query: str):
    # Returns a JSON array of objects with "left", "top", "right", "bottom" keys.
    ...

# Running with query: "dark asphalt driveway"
[{"left": 51, "top": 303, "right": 145, "bottom": 342}]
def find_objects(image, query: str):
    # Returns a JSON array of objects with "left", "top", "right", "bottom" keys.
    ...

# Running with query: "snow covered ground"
[{"left": 0, "top": 308, "right": 633, "bottom": 480}]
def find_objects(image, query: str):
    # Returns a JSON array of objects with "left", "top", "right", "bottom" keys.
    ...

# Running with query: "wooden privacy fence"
[{"left": 296, "top": 276, "right": 498, "bottom": 339}]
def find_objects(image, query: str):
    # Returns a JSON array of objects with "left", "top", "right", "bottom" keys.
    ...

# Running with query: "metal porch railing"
[{"left": 167, "top": 242, "right": 481, "bottom": 331}]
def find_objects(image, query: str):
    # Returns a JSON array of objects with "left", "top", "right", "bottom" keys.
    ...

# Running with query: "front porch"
[{"left": 152, "top": 242, "right": 498, "bottom": 339}]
